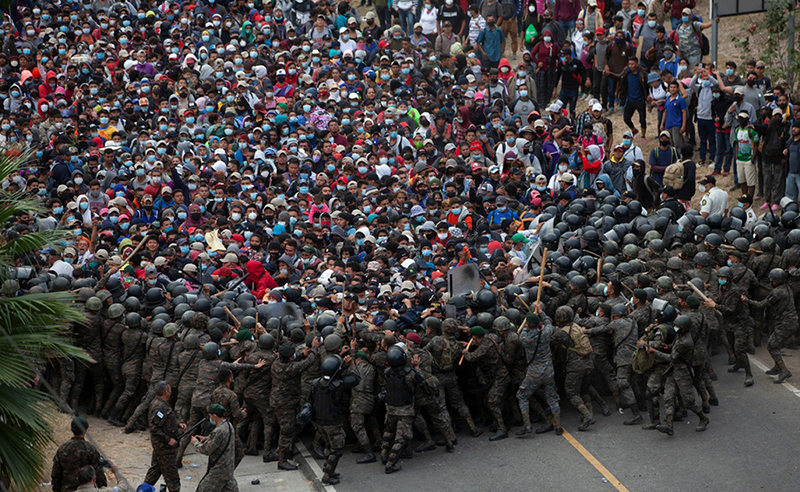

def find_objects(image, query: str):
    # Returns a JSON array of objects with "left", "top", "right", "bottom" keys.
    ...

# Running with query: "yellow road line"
[{"left": 561, "top": 429, "right": 630, "bottom": 492}]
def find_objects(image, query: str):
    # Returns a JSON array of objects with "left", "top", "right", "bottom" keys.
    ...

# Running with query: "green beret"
[
  {"left": 633, "top": 288, "right": 648, "bottom": 301},
  {"left": 355, "top": 350, "right": 369, "bottom": 360},
  {"left": 71, "top": 416, "right": 89, "bottom": 435},
  {"left": 686, "top": 295, "right": 701, "bottom": 308},
  {"left": 290, "top": 328, "right": 306, "bottom": 343},
  {"left": 525, "top": 313, "right": 541, "bottom": 326},
  {"left": 235, "top": 329, "right": 253, "bottom": 342},
  {"left": 278, "top": 342, "right": 296, "bottom": 359},
  {"left": 470, "top": 326, "right": 486, "bottom": 336},
  {"left": 207, "top": 403, "right": 226, "bottom": 417}
]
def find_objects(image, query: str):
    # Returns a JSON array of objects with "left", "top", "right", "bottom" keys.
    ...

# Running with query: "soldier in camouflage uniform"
[
  {"left": 175, "top": 334, "right": 202, "bottom": 423},
  {"left": 108, "top": 313, "right": 147, "bottom": 427},
  {"left": 426, "top": 319, "right": 482, "bottom": 436},
  {"left": 71, "top": 296, "right": 105, "bottom": 415},
  {"left": 100, "top": 303, "right": 127, "bottom": 419},
  {"left": 309, "top": 354, "right": 361, "bottom": 485},
  {"left": 127, "top": 323, "right": 181, "bottom": 432},
  {"left": 516, "top": 312, "right": 562, "bottom": 436},
  {"left": 381, "top": 345, "right": 427, "bottom": 474},
  {"left": 243, "top": 333, "right": 278, "bottom": 462},
  {"left": 405, "top": 332, "right": 456, "bottom": 453},
  {"left": 51, "top": 417, "right": 108, "bottom": 492},
  {"left": 639, "top": 306, "right": 675, "bottom": 430},
  {"left": 271, "top": 340, "right": 318, "bottom": 470},
  {"left": 210, "top": 368, "right": 246, "bottom": 468},
  {"left": 144, "top": 381, "right": 185, "bottom": 492},
  {"left": 708, "top": 266, "right": 755, "bottom": 387},
  {"left": 348, "top": 346, "right": 380, "bottom": 464},
  {"left": 193, "top": 404, "right": 238, "bottom": 492},
  {"left": 580, "top": 304, "right": 620, "bottom": 408},
  {"left": 552, "top": 306, "right": 596, "bottom": 431},
  {"left": 649, "top": 316, "right": 710, "bottom": 436},
  {"left": 746, "top": 268, "right": 797, "bottom": 384},
  {"left": 750, "top": 238, "right": 781, "bottom": 346},
  {"left": 462, "top": 325, "right": 511, "bottom": 441},
  {"left": 681, "top": 294, "right": 718, "bottom": 409},
  {"left": 177, "top": 341, "right": 263, "bottom": 467},
  {"left": 495, "top": 316, "right": 527, "bottom": 427}
]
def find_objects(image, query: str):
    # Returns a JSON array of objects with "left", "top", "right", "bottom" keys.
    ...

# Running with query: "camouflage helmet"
[
  {"left": 163, "top": 323, "right": 179, "bottom": 338},
  {"left": 85, "top": 297, "right": 102, "bottom": 312},
  {"left": 108, "top": 303, "right": 125, "bottom": 319},
  {"left": 493, "top": 316, "right": 513, "bottom": 332},
  {"left": 184, "top": 334, "right": 201, "bottom": 350},
  {"left": 323, "top": 333, "right": 342, "bottom": 353},
  {"left": 77, "top": 287, "right": 96, "bottom": 303},
  {"left": 554, "top": 306, "right": 575, "bottom": 325},
  {"left": 656, "top": 276, "right": 673, "bottom": 291}
]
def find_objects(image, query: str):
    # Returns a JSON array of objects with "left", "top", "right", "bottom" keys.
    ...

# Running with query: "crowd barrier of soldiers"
[{"left": 43, "top": 199, "right": 800, "bottom": 490}]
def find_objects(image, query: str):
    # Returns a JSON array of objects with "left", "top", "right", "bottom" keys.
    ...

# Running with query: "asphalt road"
[{"left": 302, "top": 347, "right": 800, "bottom": 492}]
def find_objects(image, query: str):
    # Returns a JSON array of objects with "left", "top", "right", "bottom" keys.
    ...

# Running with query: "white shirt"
[
  {"left": 50, "top": 260, "right": 74, "bottom": 278},
  {"left": 419, "top": 6, "right": 439, "bottom": 35},
  {"left": 699, "top": 186, "right": 729, "bottom": 216}
]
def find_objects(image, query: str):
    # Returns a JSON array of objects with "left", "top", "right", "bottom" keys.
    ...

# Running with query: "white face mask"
[
  {"left": 558, "top": 164, "right": 568, "bottom": 173},
  {"left": 437, "top": 232, "right": 448, "bottom": 240},
  {"left": 698, "top": 184, "right": 706, "bottom": 193}
]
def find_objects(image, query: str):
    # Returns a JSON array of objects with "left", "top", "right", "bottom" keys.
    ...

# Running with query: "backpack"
[
  {"left": 434, "top": 337, "right": 460, "bottom": 372},
  {"left": 631, "top": 345, "right": 656, "bottom": 374},
  {"left": 663, "top": 159, "right": 686, "bottom": 190},
  {"left": 566, "top": 323, "right": 593, "bottom": 357},
  {"left": 669, "top": 16, "right": 710, "bottom": 56},
  {"left": 764, "top": 125, "right": 786, "bottom": 157}
]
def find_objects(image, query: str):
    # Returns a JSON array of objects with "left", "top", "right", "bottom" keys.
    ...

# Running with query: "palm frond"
[
  {"left": 0, "top": 387, "right": 55, "bottom": 491},
  {"left": 0, "top": 230, "right": 67, "bottom": 267}
]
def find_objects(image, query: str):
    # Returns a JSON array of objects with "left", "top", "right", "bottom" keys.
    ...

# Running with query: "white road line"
[
  {"left": 295, "top": 440, "right": 338, "bottom": 492},
  {"left": 750, "top": 357, "right": 800, "bottom": 398}
]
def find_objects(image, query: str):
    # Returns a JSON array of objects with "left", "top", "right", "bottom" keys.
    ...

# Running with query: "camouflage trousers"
[
  {"left": 275, "top": 404, "right": 299, "bottom": 452},
  {"left": 414, "top": 395, "right": 456, "bottom": 442},
  {"left": 317, "top": 424, "right": 345, "bottom": 477},
  {"left": 244, "top": 396, "right": 277, "bottom": 452},
  {"left": 350, "top": 410, "right": 380, "bottom": 450},
  {"left": 663, "top": 366, "right": 702, "bottom": 417},
  {"left": 144, "top": 444, "right": 181, "bottom": 492},
  {"left": 768, "top": 327, "right": 794, "bottom": 365},
  {"left": 381, "top": 413, "right": 413, "bottom": 468},
  {"left": 615, "top": 365, "right": 637, "bottom": 410},
  {"left": 435, "top": 372, "right": 473, "bottom": 422},
  {"left": 72, "top": 358, "right": 104, "bottom": 412},
  {"left": 516, "top": 373, "right": 560, "bottom": 418}
]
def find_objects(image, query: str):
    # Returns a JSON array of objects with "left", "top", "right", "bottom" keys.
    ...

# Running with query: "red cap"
[
  {"left": 470, "top": 141, "right": 483, "bottom": 153},
  {"left": 231, "top": 233, "right": 244, "bottom": 243},
  {"left": 406, "top": 332, "right": 422, "bottom": 344},
  {"left": 595, "top": 27, "right": 605, "bottom": 35}
]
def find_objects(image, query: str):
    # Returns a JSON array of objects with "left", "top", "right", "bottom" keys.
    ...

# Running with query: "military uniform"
[
  {"left": 100, "top": 317, "right": 125, "bottom": 417},
  {"left": 128, "top": 336, "right": 179, "bottom": 429},
  {"left": 109, "top": 325, "right": 146, "bottom": 424},
  {"left": 195, "top": 420, "right": 238, "bottom": 492},
  {"left": 714, "top": 281, "right": 754, "bottom": 384},
  {"left": 381, "top": 365, "right": 427, "bottom": 471},
  {"left": 175, "top": 347, "right": 201, "bottom": 422},
  {"left": 685, "top": 309, "right": 716, "bottom": 407},
  {"left": 210, "top": 385, "right": 245, "bottom": 467},
  {"left": 652, "top": 332, "right": 709, "bottom": 432},
  {"left": 309, "top": 368, "right": 361, "bottom": 483},
  {"left": 51, "top": 437, "right": 108, "bottom": 492},
  {"left": 349, "top": 358, "right": 380, "bottom": 454},
  {"left": 427, "top": 333, "right": 477, "bottom": 430},
  {"left": 270, "top": 352, "right": 317, "bottom": 461},
  {"left": 749, "top": 283, "right": 798, "bottom": 373},
  {"left": 516, "top": 321, "right": 560, "bottom": 430},
  {"left": 243, "top": 348, "right": 277, "bottom": 457},
  {"left": 552, "top": 323, "right": 596, "bottom": 428},
  {"left": 641, "top": 323, "right": 672, "bottom": 428},
  {"left": 606, "top": 317, "right": 639, "bottom": 415},
  {"left": 581, "top": 315, "right": 619, "bottom": 405},
  {"left": 463, "top": 333, "right": 510, "bottom": 435},
  {"left": 71, "top": 311, "right": 105, "bottom": 414},
  {"left": 408, "top": 345, "right": 456, "bottom": 447},
  {"left": 144, "top": 396, "right": 182, "bottom": 492}
]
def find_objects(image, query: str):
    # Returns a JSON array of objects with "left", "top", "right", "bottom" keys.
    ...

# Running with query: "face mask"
[
  {"left": 231, "top": 213, "right": 241, "bottom": 221},
  {"left": 543, "top": 36, "right": 551, "bottom": 43},
  {"left": 438, "top": 232, "right": 449, "bottom": 240},
  {"left": 120, "top": 222, "right": 130, "bottom": 230},
  {"left": 718, "top": 279, "right": 727, "bottom": 285},
  {"left": 451, "top": 207, "right": 462, "bottom": 215},
  {"left": 681, "top": 16, "right": 690, "bottom": 23},
  {"left": 637, "top": 9, "right": 645, "bottom": 16},
  {"left": 648, "top": 20, "right": 656, "bottom": 28},
  {"left": 558, "top": 164, "right": 568, "bottom": 173},
  {"left": 698, "top": 184, "right": 706, "bottom": 193}
]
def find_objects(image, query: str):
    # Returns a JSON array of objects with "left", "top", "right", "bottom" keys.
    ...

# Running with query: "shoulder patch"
[
  {"left": 701, "top": 199, "right": 707, "bottom": 206},
  {"left": 156, "top": 411, "right": 164, "bottom": 419}
]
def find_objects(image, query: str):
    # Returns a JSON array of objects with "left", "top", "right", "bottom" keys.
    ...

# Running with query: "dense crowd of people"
[{"left": 7, "top": 0, "right": 800, "bottom": 490}]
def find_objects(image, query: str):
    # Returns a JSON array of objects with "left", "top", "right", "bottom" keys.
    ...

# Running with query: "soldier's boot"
[
  {"left": 380, "top": 437, "right": 391, "bottom": 465},
  {"left": 577, "top": 405, "right": 595, "bottom": 431},
  {"left": 536, "top": 413, "right": 555, "bottom": 434},
  {"left": 775, "top": 360, "right": 792, "bottom": 384},
  {"left": 744, "top": 363, "right": 754, "bottom": 387},
  {"left": 515, "top": 413, "right": 533, "bottom": 437},
  {"left": 107, "top": 407, "right": 125, "bottom": 428},
  {"left": 262, "top": 450, "right": 278, "bottom": 463},
  {"left": 694, "top": 411, "right": 710, "bottom": 432},
  {"left": 747, "top": 334, "right": 755, "bottom": 354},
  {"left": 707, "top": 385, "right": 719, "bottom": 406},
  {"left": 277, "top": 448, "right": 298, "bottom": 471},
  {"left": 623, "top": 407, "right": 643, "bottom": 426},
  {"left": 552, "top": 413, "right": 564, "bottom": 436},
  {"left": 589, "top": 387, "right": 610, "bottom": 416},
  {"left": 324, "top": 450, "right": 343, "bottom": 480},
  {"left": 766, "top": 364, "right": 781, "bottom": 375},
  {"left": 707, "top": 363, "right": 718, "bottom": 381},
  {"left": 415, "top": 430, "right": 436, "bottom": 452},
  {"left": 311, "top": 431, "right": 325, "bottom": 459},
  {"left": 357, "top": 450, "right": 377, "bottom": 464},
  {"left": 466, "top": 417, "right": 483, "bottom": 437},
  {"left": 642, "top": 399, "right": 659, "bottom": 430},
  {"left": 488, "top": 429, "right": 508, "bottom": 441},
  {"left": 656, "top": 415, "right": 674, "bottom": 436}
]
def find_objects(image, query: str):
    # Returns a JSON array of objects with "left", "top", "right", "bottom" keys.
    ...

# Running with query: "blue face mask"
[
  {"left": 180, "top": 245, "right": 190, "bottom": 255},
  {"left": 120, "top": 222, "right": 130, "bottom": 230},
  {"left": 53, "top": 207, "right": 64, "bottom": 214},
  {"left": 622, "top": 138, "right": 632, "bottom": 146},
  {"left": 299, "top": 186, "right": 309, "bottom": 194},
  {"left": 726, "top": 69, "right": 734, "bottom": 76},
  {"left": 718, "top": 279, "right": 727, "bottom": 285},
  {"left": 682, "top": 15, "right": 690, "bottom": 22}
]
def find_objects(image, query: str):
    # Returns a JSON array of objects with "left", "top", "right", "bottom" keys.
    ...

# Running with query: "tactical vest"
[
  {"left": 566, "top": 323, "right": 593, "bottom": 357},
  {"left": 311, "top": 378, "right": 342, "bottom": 426},
  {"left": 384, "top": 367, "right": 414, "bottom": 407}
]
